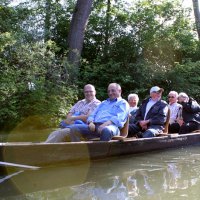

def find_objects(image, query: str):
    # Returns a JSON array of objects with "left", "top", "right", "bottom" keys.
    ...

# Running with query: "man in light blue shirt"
[{"left": 69, "top": 83, "right": 129, "bottom": 141}]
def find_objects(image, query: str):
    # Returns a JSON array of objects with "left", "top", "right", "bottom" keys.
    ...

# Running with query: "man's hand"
[
  {"left": 139, "top": 120, "right": 149, "bottom": 130},
  {"left": 65, "top": 117, "right": 74, "bottom": 125},
  {"left": 88, "top": 122, "right": 96, "bottom": 132},
  {"left": 98, "top": 121, "right": 113, "bottom": 134},
  {"left": 176, "top": 118, "right": 184, "bottom": 126}
]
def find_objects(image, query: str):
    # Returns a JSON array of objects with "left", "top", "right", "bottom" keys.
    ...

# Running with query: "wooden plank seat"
[
  {"left": 112, "top": 118, "right": 129, "bottom": 141},
  {"left": 191, "top": 129, "right": 200, "bottom": 133},
  {"left": 157, "top": 108, "right": 171, "bottom": 137}
]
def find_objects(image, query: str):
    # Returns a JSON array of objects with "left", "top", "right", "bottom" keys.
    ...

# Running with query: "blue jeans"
[
  {"left": 59, "top": 119, "right": 85, "bottom": 128},
  {"left": 69, "top": 123, "right": 120, "bottom": 141},
  {"left": 142, "top": 128, "right": 162, "bottom": 138},
  {"left": 128, "top": 124, "right": 163, "bottom": 138},
  {"left": 59, "top": 112, "right": 85, "bottom": 128}
]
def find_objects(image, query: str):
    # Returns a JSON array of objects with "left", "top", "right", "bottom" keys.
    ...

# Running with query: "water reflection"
[{"left": 1, "top": 146, "right": 200, "bottom": 199}]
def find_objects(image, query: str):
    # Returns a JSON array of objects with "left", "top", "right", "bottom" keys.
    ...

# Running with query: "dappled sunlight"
[{"left": 4, "top": 115, "right": 58, "bottom": 143}]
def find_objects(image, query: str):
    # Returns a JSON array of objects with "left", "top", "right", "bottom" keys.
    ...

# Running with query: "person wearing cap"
[
  {"left": 45, "top": 84, "right": 101, "bottom": 143},
  {"left": 177, "top": 92, "right": 200, "bottom": 134},
  {"left": 128, "top": 86, "right": 169, "bottom": 138},
  {"left": 128, "top": 93, "right": 139, "bottom": 123},
  {"left": 168, "top": 91, "right": 182, "bottom": 133}
]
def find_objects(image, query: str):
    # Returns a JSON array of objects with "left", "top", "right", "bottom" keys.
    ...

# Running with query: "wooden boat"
[{"left": 1, "top": 132, "right": 200, "bottom": 167}]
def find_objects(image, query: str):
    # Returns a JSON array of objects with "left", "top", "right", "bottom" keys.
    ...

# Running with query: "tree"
[
  {"left": 67, "top": 0, "right": 93, "bottom": 82},
  {"left": 192, "top": 0, "right": 200, "bottom": 39},
  {"left": 44, "top": 0, "right": 51, "bottom": 42},
  {"left": 104, "top": 0, "right": 111, "bottom": 58}
]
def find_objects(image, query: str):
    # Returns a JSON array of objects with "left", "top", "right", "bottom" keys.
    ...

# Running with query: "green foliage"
[
  {"left": 80, "top": 58, "right": 156, "bottom": 100},
  {"left": 0, "top": 41, "right": 78, "bottom": 131},
  {"left": 166, "top": 61, "right": 200, "bottom": 101},
  {"left": 1, "top": 0, "right": 200, "bottom": 134}
]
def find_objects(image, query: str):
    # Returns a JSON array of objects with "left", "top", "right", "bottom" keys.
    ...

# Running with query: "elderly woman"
[
  {"left": 177, "top": 92, "right": 200, "bottom": 134},
  {"left": 168, "top": 91, "right": 182, "bottom": 133},
  {"left": 128, "top": 93, "right": 139, "bottom": 123}
]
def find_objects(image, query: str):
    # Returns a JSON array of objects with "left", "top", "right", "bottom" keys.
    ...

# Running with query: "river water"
[{"left": 1, "top": 145, "right": 200, "bottom": 200}]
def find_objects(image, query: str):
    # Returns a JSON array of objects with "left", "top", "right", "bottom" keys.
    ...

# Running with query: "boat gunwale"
[{"left": 0, "top": 132, "right": 200, "bottom": 146}]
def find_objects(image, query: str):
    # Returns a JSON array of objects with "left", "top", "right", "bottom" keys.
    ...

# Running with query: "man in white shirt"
[{"left": 128, "top": 86, "right": 168, "bottom": 138}]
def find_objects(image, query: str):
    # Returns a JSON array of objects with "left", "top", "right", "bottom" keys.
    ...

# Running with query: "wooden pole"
[{"left": 0, "top": 161, "right": 40, "bottom": 170}]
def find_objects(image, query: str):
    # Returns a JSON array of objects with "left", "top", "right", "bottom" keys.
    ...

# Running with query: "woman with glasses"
[{"left": 168, "top": 91, "right": 182, "bottom": 133}]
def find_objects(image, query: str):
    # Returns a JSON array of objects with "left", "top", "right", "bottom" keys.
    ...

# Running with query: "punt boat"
[{"left": 1, "top": 132, "right": 200, "bottom": 167}]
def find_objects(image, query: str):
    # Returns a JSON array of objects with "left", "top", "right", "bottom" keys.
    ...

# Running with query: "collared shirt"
[
  {"left": 69, "top": 98, "right": 101, "bottom": 115},
  {"left": 87, "top": 97, "right": 129, "bottom": 128},
  {"left": 144, "top": 98, "right": 158, "bottom": 120},
  {"left": 169, "top": 102, "right": 182, "bottom": 124}
]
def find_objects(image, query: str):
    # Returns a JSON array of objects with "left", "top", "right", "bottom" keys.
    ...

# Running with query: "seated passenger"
[
  {"left": 69, "top": 83, "right": 129, "bottom": 142},
  {"left": 128, "top": 93, "right": 139, "bottom": 123},
  {"left": 168, "top": 91, "right": 182, "bottom": 133},
  {"left": 45, "top": 84, "right": 101, "bottom": 143},
  {"left": 128, "top": 86, "right": 168, "bottom": 138},
  {"left": 177, "top": 92, "right": 200, "bottom": 134}
]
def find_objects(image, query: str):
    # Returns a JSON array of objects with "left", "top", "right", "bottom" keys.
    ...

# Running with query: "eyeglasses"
[
  {"left": 108, "top": 89, "right": 116, "bottom": 93},
  {"left": 152, "top": 91, "right": 160, "bottom": 94},
  {"left": 168, "top": 96, "right": 175, "bottom": 98}
]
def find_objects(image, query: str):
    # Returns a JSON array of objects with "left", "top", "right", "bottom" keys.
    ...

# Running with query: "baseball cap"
[{"left": 150, "top": 86, "right": 164, "bottom": 94}]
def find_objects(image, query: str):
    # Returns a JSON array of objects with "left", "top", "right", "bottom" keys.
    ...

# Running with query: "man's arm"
[
  {"left": 182, "top": 99, "right": 200, "bottom": 113},
  {"left": 65, "top": 112, "right": 88, "bottom": 124},
  {"left": 148, "top": 104, "right": 168, "bottom": 125},
  {"left": 66, "top": 99, "right": 101, "bottom": 124},
  {"left": 109, "top": 100, "right": 129, "bottom": 128}
]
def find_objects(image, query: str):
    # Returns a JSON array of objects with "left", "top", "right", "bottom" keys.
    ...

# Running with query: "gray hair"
[
  {"left": 109, "top": 83, "right": 121, "bottom": 90},
  {"left": 178, "top": 92, "right": 189, "bottom": 101},
  {"left": 168, "top": 91, "right": 178, "bottom": 98},
  {"left": 128, "top": 93, "right": 139, "bottom": 102},
  {"left": 84, "top": 84, "right": 95, "bottom": 91}
]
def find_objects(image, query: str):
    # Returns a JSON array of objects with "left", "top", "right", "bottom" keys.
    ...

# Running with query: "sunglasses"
[{"left": 168, "top": 96, "right": 175, "bottom": 98}]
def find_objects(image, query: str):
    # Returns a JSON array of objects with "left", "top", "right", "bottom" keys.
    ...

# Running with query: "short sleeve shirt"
[{"left": 69, "top": 98, "right": 101, "bottom": 115}]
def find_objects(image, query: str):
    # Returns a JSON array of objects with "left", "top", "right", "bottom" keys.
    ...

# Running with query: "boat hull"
[{"left": 1, "top": 132, "right": 200, "bottom": 166}]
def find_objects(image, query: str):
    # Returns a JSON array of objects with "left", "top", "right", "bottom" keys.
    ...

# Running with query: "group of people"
[{"left": 45, "top": 83, "right": 200, "bottom": 143}]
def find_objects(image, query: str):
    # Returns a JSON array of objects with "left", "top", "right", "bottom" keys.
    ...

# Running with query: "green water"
[{"left": 1, "top": 145, "right": 200, "bottom": 200}]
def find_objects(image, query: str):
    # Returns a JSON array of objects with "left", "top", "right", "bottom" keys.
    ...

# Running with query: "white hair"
[
  {"left": 128, "top": 93, "right": 139, "bottom": 102},
  {"left": 178, "top": 92, "right": 189, "bottom": 99},
  {"left": 168, "top": 91, "right": 178, "bottom": 98}
]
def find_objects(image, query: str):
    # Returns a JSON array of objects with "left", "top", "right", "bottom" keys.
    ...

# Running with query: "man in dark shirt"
[{"left": 177, "top": 92, "right": 200, "bottom": 134}]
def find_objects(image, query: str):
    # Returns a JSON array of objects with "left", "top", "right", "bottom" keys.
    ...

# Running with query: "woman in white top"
[
  {"left": 128, "top": 93, "right": 139, "bottom": 123},
  {"left": 168, "top": 91, "right": 182, "bottom": 133}
]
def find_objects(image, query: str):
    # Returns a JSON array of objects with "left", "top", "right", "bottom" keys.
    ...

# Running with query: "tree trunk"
[
  {"left": 192, "top": 0, "right": 200, "bottom": 40},
  {"left": 44, "top": 0, "right": 51, "bottom": 42},
  {"left": 67, "top": 0, "right": 93, "bottom": 82},
  {"left": 104, "top": 0, "right": 111, "bottom": 58}
]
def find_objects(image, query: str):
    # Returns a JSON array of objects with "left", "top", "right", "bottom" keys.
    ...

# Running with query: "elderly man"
[
  {"left": 128, "top": 86, "right": 168, "bottom": 138},
  {"left": 168, "top": 91, "right": 182, "bottom": 133},
  {"left": 69, "top": 83, "right": 129, "bottom": 141},
  {"left": 45, "top": 84, "right": 101, "bottom": 143}
]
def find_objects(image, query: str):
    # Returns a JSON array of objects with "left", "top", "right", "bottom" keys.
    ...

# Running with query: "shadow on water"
[{"left": 1, "top": 145, "right": 200, "bottom": 199}]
